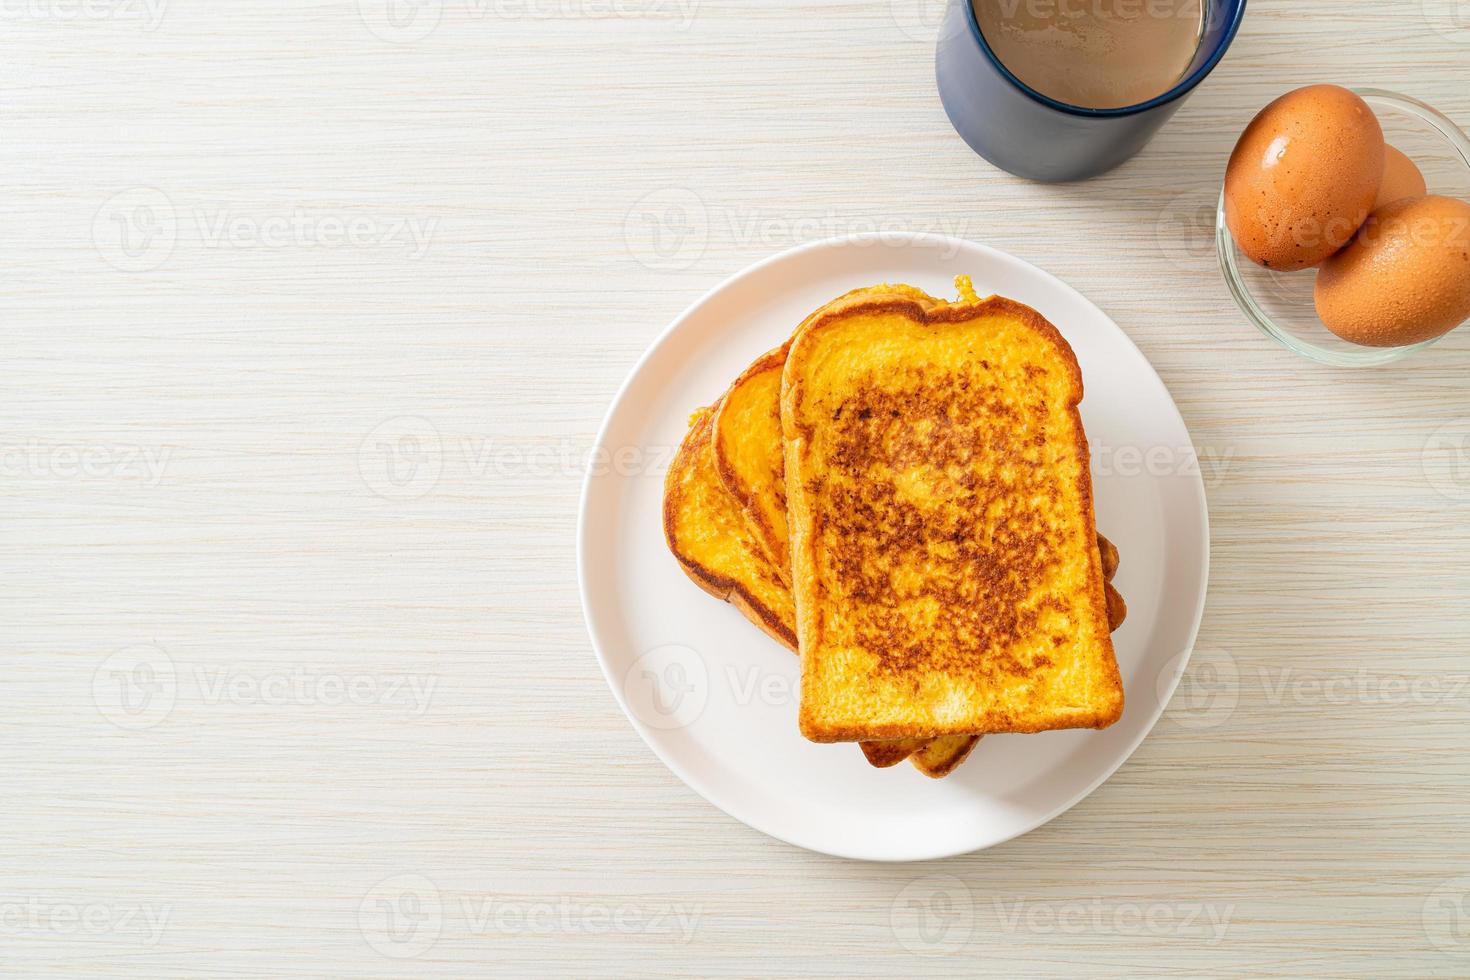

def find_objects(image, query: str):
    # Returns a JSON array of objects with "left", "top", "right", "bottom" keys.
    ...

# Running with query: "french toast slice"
[{"left": 785, "top": 295, "right": 1124, "bottom": 742}]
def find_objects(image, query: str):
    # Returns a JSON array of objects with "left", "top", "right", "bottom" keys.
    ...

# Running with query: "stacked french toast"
[{"left": 663, "top": 280, "right": 1125, "bottom": 778}]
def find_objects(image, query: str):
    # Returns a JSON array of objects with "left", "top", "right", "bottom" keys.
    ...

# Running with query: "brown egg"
[
  {"left": 1315, "top": 196, "right": 1470, "bottom": 347},
  {"left": 1225, "top": 85, "right": 1385, "bottom": 271},
  {"left": 1373, "top": 144, "right": 1428, "bottom": 210}
]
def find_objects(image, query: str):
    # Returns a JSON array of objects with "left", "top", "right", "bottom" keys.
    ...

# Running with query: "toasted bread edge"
[
  {"left": 663, "top": 410, "right": 798, "bottom": 652},
  {"left": 711, "top": 344, "right": 792, "bottom": 581}
]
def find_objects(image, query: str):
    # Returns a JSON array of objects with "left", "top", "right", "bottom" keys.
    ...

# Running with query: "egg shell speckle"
[
  {"left": 1314, "top": 195, "right": 1470, "bottom": 347},
  {"left": 1225, "top": 85, "right": 1385, "bottom": 271}
]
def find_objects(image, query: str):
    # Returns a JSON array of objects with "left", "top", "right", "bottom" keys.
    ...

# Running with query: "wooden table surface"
[{"left": 5, "top": 1, "right": 1470, "bottom": 976}]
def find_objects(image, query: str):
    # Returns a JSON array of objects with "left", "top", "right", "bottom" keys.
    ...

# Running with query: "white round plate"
[{"left": 578, "top": 233, "right": 1209, "bottom": 862}]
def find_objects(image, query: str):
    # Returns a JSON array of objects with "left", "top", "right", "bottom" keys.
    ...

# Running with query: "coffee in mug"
[{"left": 972, "top": 0, "right": 1206, "bottom": 110}]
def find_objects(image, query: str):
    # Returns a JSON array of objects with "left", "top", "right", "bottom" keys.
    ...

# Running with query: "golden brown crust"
[
  {"left": 785, "top": 295, "right": 1124, "bottom": 743},
  {"left": 859, "top": 739, "right": 927, "bottom": 768},
  {"left": 1098, "top": 534, "right": 1120, "bottom": 581},
  {"left": 663, "top": 410, "right": 798, "bottom": 650},
  {"left": 1105, "top": 583, "right": 1127, "bottom": 632},
  {"left": 711, "top": 345, "right": 793, "bottom": 582}
]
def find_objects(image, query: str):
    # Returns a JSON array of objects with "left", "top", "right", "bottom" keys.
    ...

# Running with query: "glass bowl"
[{"left": 1217, "top": 88, "right": 1470, "bottom": 367}]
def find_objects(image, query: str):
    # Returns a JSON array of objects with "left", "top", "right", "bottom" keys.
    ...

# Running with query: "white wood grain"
[{"left": 3, "top": 0, "right": 1469, "bottom": 976}]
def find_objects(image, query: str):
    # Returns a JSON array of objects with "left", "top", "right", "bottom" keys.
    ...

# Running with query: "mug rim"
[{"left": 961, "top": 0, "right": 1248, "bottom": 118}]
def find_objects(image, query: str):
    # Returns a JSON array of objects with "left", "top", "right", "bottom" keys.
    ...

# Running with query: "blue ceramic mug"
[{"left": 936, "top": 0, "right": 1247, "bottom": 182}]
